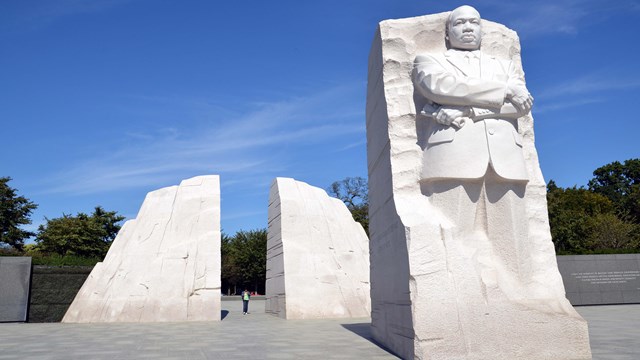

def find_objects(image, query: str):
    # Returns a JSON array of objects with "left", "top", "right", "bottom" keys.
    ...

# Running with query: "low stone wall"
[
  {"left": 24, "top": 255, "right": 640, "bottom": 322},
  {"left": 557, "top": 254, "right": 640, "bottom": 306},
  {"left": 0, "top": 257, "right": 32, "bottom": 322},
  {"left": 29, "top": 266, "right": 93, "bottom": 322}
]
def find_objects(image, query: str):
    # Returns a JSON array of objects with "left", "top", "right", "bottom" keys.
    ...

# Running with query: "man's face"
[{"left": 447, "top": 7, "right": 481, "bottom": 50}]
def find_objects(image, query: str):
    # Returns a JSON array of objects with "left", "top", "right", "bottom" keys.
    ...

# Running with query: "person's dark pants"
[{"left": 243, "top": 300, "right": 249, "bottom": 313}]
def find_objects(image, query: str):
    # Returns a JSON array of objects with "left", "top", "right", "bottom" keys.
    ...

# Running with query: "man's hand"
[
  {"left": 506, "top": 84, "right": 534, "bottom": 114},
  {"left": 434, "top": 106, "right": 468, "bottom": 127}
]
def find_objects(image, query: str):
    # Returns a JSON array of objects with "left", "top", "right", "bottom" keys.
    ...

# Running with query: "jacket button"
[{"left": 488, "top": 128, "right": 495, "bottom": 135}]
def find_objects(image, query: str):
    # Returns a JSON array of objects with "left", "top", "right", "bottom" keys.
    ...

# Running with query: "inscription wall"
[
  {"left": 0, "top": 257, "right": 32, "bottom": 322},
  {"left": 557, "top": 254, "right": 640, "bottom": 305}
]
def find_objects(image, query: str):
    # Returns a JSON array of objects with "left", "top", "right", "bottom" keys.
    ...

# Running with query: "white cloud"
[
  {"left": 533, "top": 69, "right": 640, "bottom": 115},
  {"left": 37, "top": 82, "right": 365, "bottom": 195},
  {"left": 1, "top": 0, "right": 131, "bottom": 33},
  {"left": 222, "top": 210, "right": 266, "bottom": 221},
  {"left": 337, "top": 140, "right": 367, "bottom": 152},
  {"left": 484, "top": 0, "right": 640, "bottom": 38},
  {"left": 538, "top": 73, "right": 640, "bottom": 99},
  {"left": 533, "top": 98, "right": 605, "bottom": 114},
  {"left": 508, "top": 2, "right": 585, "bottom": 36}
]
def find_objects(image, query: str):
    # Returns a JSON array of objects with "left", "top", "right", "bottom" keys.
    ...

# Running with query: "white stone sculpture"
[
  {"left": 265, "top": 177, "right": 371, "bottom": 319},
  {"left": 63, "top": 175, "right": 221, "bottom": 323},
  {"left": 366, "top": 6, "right": 592, "bottom": 359}
]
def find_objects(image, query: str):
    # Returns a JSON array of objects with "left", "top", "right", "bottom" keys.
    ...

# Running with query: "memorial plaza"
[
  {"left": 0, "top": 299, "right": 638, "bottom": 359},
  {"left": 1, "top": 4, "right": 638, "bottom": 360}
]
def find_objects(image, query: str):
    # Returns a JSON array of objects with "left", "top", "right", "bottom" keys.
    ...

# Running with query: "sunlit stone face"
[{"left": 447, "top": 6, "right": 482, "bottom": 50}]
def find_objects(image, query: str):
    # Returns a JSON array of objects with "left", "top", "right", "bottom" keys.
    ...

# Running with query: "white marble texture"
[
  {"left": 265, "top": 177, "right": 371, "bottom": 319},
  {"left": 366, "top": 10, "right": 591, "bottom": 360},
  {"left": 63, "top": 175, "right": 221, "bottom": 323}
]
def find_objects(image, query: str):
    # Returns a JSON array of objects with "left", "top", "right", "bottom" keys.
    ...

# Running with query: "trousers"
[{"left": 421, "top": 165, "right": 531, "bottom": 297}]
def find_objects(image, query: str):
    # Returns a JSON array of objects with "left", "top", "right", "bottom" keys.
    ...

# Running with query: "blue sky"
[{"left": 2, "top": 0, "right": 639, "bottom": 237}]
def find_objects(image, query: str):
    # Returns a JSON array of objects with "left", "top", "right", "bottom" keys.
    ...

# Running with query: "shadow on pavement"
[{"left": 341, "top": 323, "right": 398, "bottom": 358}]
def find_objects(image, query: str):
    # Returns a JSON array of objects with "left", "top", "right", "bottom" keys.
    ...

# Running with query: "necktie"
[{"left": 464, "top": 52, "right": 480, "bottom": 77}]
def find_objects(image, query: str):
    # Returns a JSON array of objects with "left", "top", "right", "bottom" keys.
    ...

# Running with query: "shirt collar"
[{"left": 446, "top": 48, "right": 481, "bottom": 59}]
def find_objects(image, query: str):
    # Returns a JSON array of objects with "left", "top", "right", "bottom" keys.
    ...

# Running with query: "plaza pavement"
[{"left": 0, "top": 300, "right": 638, "bottom": 359}]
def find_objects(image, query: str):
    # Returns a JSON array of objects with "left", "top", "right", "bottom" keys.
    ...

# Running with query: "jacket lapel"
[
  {"left": 445, "top": 50, "right": 472, "bottom": 77},
  {"left": 479, "top": 52, "right": 491, "bottom": 79},
  {"left": 481, "top": 54, "right": 510, "bottom": 82}
]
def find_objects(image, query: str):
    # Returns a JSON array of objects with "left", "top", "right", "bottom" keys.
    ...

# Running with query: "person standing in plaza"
[{"left": 241, "top": 289, "right": 250, "bottom": 315}]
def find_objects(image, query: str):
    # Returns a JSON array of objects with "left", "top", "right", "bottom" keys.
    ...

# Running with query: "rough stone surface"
[
  {"left": 62, "top": 175, "right": 221, "bottom": 323},
  {"left": 0, "top": 257, "right": 32, "bottom": 322},
  {"left": 366, "top": 11, "right": 592, "bottom": 360},
  {"left": 265, "top": 177, "right": 371, "bottom": 319}
]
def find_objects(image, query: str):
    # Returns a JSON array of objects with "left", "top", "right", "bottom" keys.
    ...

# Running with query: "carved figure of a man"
[{"left": 413, "top": 5, "right": 535, "bottom": 280}]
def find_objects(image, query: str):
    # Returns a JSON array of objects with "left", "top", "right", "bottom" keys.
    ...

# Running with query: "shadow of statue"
[{"left": 340, "top": 323, "right": 399, "bottom": 357}]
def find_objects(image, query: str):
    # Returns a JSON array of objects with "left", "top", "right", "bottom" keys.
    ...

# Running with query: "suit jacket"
[{"left": 413, "top": 49, "right": 529, "bottom": 182}]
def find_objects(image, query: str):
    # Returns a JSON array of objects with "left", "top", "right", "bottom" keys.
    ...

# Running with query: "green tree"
[
  {"left": 328, "top": 177, "right": 369, "bottom": 235},
  {"left": 221, "top": 232, "right": 240, "bottom": 294},
  {"left": 233, "top": 229, "right": 267, "bottom": 292},
  {"left": 0, "top": 177, "right": 38, "bottom": 251},
  {"left": 585, "top": 213, "right": 639, "bottom": 250},
  {"left": 547, "top": 183, "right": 613, "bottom": 253},
  {"left": 35, "top": 206, "right": 125, "bottom": 258},
  {"left": 220, "top": 228, "right": 267, "bottom": 294},
  {"left": 588, "top": 158, "right": 640, "bottom": 222},
  {"left": 547, "top": 181, "right": 639, "bottom": 253}
]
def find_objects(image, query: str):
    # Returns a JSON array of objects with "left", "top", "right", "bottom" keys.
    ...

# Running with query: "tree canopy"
[
  {"left": 548, "top": 158, "right": 640, "bottom": 254},
  {"left": 0, "top": 177, "right": 38, "bottom": 251},
  {"left": 588, "top": 158, "right": 640, "bottom": 222},
  {"left": 34, "top": 206, "right": 125, "bottom": 259},
  {"left": 220, "top": 228, "right": 267, "bottom": 294},
  {"left": 327, "top": 176, "right": 369, "bottom": 235}
]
